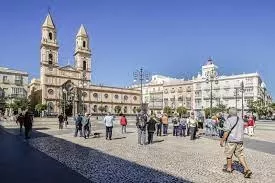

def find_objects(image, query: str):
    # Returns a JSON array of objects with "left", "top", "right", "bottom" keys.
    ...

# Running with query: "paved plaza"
[{"left": 0, "top": 118, "right": 275, "bottom": 183}]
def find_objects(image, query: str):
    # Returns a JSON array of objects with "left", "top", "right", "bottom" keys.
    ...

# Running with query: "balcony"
[
  {"left": 3, "top": 80, "right": 10, "bottom": 84},
  {"left": 15, "top": 80, "right": 23, "bottom": 86}
]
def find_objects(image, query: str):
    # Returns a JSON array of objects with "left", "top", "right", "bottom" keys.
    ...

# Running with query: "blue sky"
[{"left": 0, "top": 0, "right": 275, "bottom": 96}]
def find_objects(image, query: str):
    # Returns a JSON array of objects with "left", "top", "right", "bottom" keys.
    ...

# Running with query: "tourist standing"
[
  {"left": 82, "top": 113, "right": 90, "bottom": 139},
  {"left": 58, "top": 113, "right": 64, "bottom": 130},
  {"left": 162, "top": 114, "right": 168, "bottom": 136},
  {"left": 24, "top": 111, "right": 33, "bottom": 139},
  {"left": 156, "top": 114, "right": 162, "bottom": 136},
  {"left": 179, "top": 117, "right": 187, "bottom": 137},
  {"left": 147, "top": 115, "right": 157, "bottom": 144},
  {"left": 104, "top": 112, "right": 114, "bottom": 140},
  {"left": 247, "top": 115, "right": 255, "bottom": 136},
  {"left": 136, "top": 112, "right": 147, "bottom": 145},
  {"left": 16, "top": 113, "right": 24, "bottom": 135},
  {"left": 120, "top": 114, "right": 127, "bottom": 134},
  {"left": 74, "top": 113, "right": 83, "bottom": 137},
  {"left": 220, "top": 107, "right": 252, "bottom": 178},
  {"left": 188, "top": 112, "right": 198, "bottom": 140},
  {"left": 64, "top": 114, "right": 68, "bottom": 128},
  {"left": 172, "top": 115, "right": 180, "bottom": 136}
]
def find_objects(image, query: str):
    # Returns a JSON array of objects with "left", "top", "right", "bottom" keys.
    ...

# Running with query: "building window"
[
  {"left": 114, "top": 94, "right": 119, "bottom": 99},
  {"left": 164, "top": 89, "right": 168, "bottom": 94},
  {"left": 48, "top": 89, "right": 54, "bottom": 95},
  {"left": 93, "top": 105, "right": 98, "bottom": 112},
  {"left": 83, "top": 41, "right": 86, "bottom": 48},
  {"left": 47, "top": 102, "right": 54, "bottom": 113},
  {"left": 105, "top": 105, "right": 108, "bottom": 112},
  {"left": 83, "top": 60, "right": 87, "bottom": 70},
  {"left": 124, "top": 106, "right": 127, "bottom": 113},
  {"left": 124, "top": 95, "right": 128, "bottom": 100},
  {"left": 93, "top": 93, "right": 98, "bottom": 98},
  {"left": 104, "top": 94, "right": 108, "bottom": 99},
  {"left": 82, "top": 92, "right": 87, "bottom": 97},
  {"left": 48, "top": 32, "right": 53, "bottom": 40},
  {"left": 3, "top": 76, "right": 8, "bottom": 83},
  {"left": 133, "top": 96, "right": 137, "bottom": 101},
  {"left": 49, "top": 53, "right": 53, "bottom": 65}
]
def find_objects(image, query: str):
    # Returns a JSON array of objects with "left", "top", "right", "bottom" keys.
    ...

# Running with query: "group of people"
[
  {"left": 73, "top": 113, "right": 92, "bottom": 139},
  {"left": 15, "top": 112, "right": 33, "bottom": 139},
  {"left": 135, "top": 112, "right": 201, "bottom": 145}
]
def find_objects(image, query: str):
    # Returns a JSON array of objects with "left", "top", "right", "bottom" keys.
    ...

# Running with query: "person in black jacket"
[
  {"left": 24, "top": 111, "right": 33, "bottom": 139},
  {"left": 147, "top": 115, "right": 158, "bottom": 144}
]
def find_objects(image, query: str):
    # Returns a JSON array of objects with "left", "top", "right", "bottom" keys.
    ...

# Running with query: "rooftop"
[{"left": 0, "top": 66, "right": 28, "bottom": 75}]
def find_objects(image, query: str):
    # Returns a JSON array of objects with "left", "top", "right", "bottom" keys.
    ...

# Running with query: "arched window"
[
  {"left": 48, "top": 32, "right": 53, "bottom": 40},
  {"left": 93, "top": 105, "right": 98, "bottom": 112},
  {"left": 47, "top": 102, "right": 54, "bottom": 113},
  {"left": 93, "top": 93, "right": 98, "bottom": 98},
  {"left": 104, "top": 94, "right": 109, "bottom": 99},
  {"left": 83, "top": 60, "right": 87, "bottom": 70},
  {"left": 114, "top": 94, "right": 119, "bottom": 99},
  {"left": 105, "top": 105, "right": 108, "bottom": 112},
  {"left": 124, "top": 106, "right": 127, "bottom": 113},
  {"left": 83, "top": 41, "right": 86, "bottom": 48},
  {"left": 49, "top": 53, "right": 53, "bottom": 65}
]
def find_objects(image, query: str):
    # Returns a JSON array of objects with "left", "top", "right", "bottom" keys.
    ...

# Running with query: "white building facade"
[
  {"left": 132, "top": 58, "right": 272, "bottom": 115},
  {"left": 0, "top": 67, "right": 29, "bottom": 113}
]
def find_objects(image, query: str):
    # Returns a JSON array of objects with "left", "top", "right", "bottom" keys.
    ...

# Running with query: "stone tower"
[
  {"left": 40, "top": 13, "right": 59, "bottom": 104},
  {"left": 74, "top": 24, "right": 92, "bottom": 83}
]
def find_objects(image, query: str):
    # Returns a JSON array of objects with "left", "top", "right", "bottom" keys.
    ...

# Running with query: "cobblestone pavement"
[{"left": 1, "top": 119, "right": 275, "bottom": 183}]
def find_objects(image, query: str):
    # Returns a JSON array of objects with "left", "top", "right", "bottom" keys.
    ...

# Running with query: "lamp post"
[
  {"left": 62, "top": 89, "right": 67, "bottom": 116},
  {"left": 240, "top": 81, "right": 244, "bottom": 117},
  {"left": 234, "top": 88, "right": 238, "bottom": 110},
  {"left": 205, "top": 68, "right": 218, "bottom": 117},
  {"left": 79, "top": 71, "right": 87, "bottom": 114},
  {"left": 133, "top": 68, "right": 150, "bottom": 112}
]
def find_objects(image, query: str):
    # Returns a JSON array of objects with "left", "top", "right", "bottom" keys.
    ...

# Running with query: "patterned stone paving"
[{"left": 1, "top": 119, "right": 275, "bottom": 183}]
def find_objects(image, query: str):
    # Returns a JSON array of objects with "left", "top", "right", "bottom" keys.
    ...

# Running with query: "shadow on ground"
[{"left": 1, "top": 125, "right": 192, "bottom": 183}]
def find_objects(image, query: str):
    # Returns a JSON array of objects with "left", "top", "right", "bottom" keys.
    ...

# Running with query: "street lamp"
[
  {"left": 79, "top": 71, "right": 87, "bottom": 114},
  {"left": 205, "top": 68, "right": 218, "bottom": 117},
  {"left": 133, "top": 68, "right": 150, "bottom": 112},
  {"left": 62, "top": 88, "right": 67, "bottom": 116},
  {"left": 240, "top": 81, "right": 244, "bottom": 117}
]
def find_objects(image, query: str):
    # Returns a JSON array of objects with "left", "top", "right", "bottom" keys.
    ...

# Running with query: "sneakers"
[{"left": 244, "top": 170, "right": 252, "bottom": 178}]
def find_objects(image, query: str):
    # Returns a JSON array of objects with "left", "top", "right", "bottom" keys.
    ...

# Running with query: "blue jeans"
[{"left": 163, "top": 124, "right": 168, "bottom": 135}]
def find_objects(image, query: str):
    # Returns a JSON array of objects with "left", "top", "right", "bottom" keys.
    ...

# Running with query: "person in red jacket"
[
  {"left": 247, "top": 115, "right": 255, "bottom": 136},
  {"left": 120, "top": 114, "right": 127, "bottom": 134}
]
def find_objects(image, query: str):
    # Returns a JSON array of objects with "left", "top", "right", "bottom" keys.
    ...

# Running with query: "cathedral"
[{"left": 29, "top": 13, "right": 140, "bottom": 116}]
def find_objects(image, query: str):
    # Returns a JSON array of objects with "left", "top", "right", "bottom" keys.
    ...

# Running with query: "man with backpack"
[
  {"left": 136, "top": 112, "right": 147, "bottom": 145},
  {"left": 74, "top": 113, "right": 83, "bottom": 137}
]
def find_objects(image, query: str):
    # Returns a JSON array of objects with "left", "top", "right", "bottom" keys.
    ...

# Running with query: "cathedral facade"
[{"left": 29, "top": 13, "right": 140, "bottom": 116}]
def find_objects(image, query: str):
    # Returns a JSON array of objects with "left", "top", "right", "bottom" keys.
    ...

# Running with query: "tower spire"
[
  {"left": 42, "top": 13, "right": 55, "bottom": 28},
  {"left": 76, "top": 24, "right": 88, "bottom": 37}
]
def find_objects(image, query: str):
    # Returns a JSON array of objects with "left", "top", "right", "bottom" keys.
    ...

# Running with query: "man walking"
[
  {"left": 147, "top": 114, "right": 157, "bottom": 144},
  {"left": 82, "top": 113, "right": 90, "bottom": 139},
  {"left": 220, "top": 107, "right": 252, "bottom": 178},
  {"left": 74, "top": 113, "right": 83, "bottom": 137},
  {"left": 104, "top": 112, "right": 114, "bottom": 140},
  {"left": 58, "top": 113, "right": 64, "bottom": 130},
  {"left": 16, "top": 113, "right": 24, "bottom": 135},
  {"left": 24, "top": 111, "right": 33, "bottom": 139}
]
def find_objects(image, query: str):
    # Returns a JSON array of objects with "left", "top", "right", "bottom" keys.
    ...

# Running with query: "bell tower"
[
  {"left": 74, "top": 24, "right": 91, "bottom": 82},
  {"left": 40, "top": 13, "right": 59, "bottom": 104}
]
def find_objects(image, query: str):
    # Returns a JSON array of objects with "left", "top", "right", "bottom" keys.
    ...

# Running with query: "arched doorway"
[{"left": 62, "top": 80, "right": 75, "bottom": 116}]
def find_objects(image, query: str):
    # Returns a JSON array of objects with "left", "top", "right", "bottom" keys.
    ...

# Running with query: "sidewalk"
[{"left": 0, "top": 128, "right": 90, "bottom": 183}]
